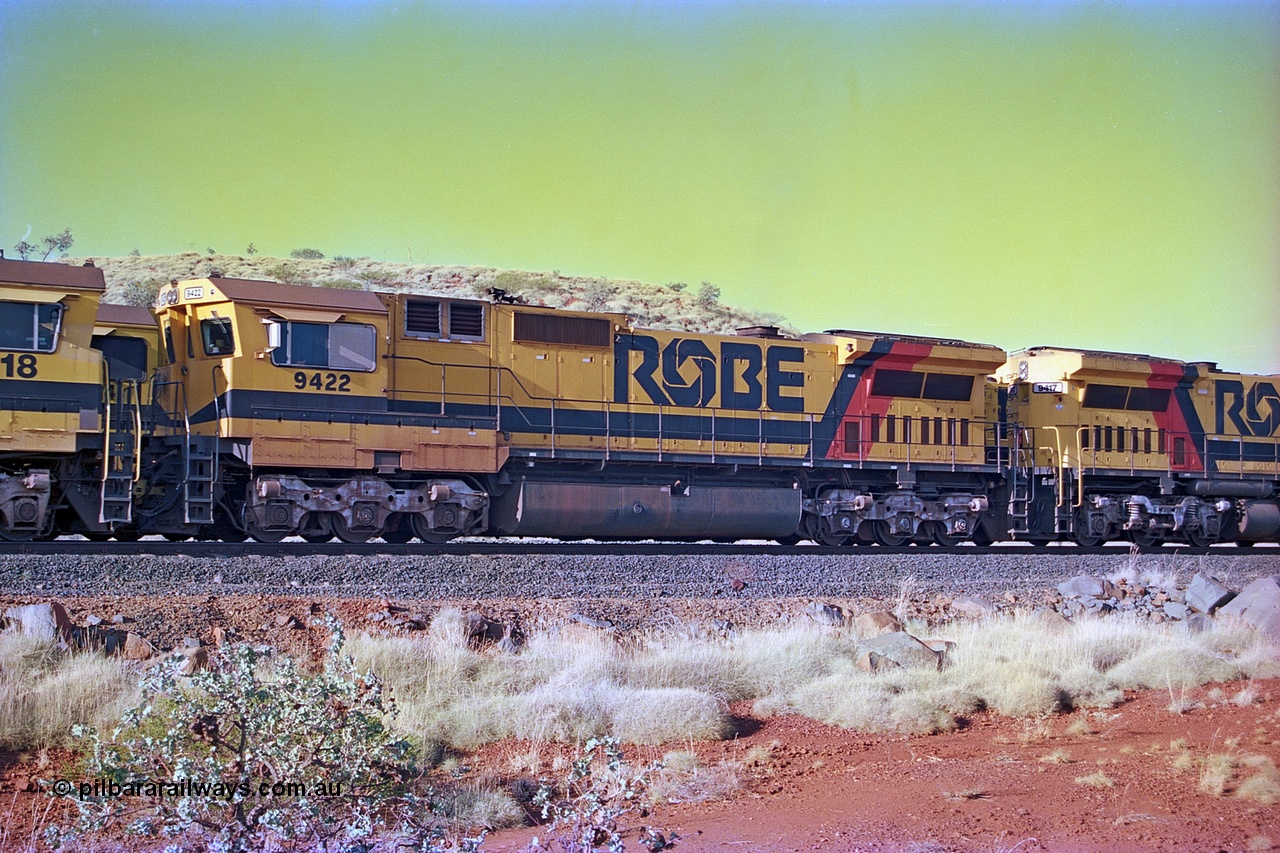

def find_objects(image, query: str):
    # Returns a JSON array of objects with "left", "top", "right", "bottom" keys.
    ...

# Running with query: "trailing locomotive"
[
  {"left": 0, "top": 258, "right": 160, "bottom": 541},
  {"left": 0, "top": 256, "right": 1276, "bottom": 545},
  {"left": 998, "top": 347, "right": 1280, "bottom": 547}
]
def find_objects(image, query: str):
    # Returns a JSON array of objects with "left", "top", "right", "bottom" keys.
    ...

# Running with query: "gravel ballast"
[{"left": 3, "top": 550, "right": 1277, "bottom": 602}]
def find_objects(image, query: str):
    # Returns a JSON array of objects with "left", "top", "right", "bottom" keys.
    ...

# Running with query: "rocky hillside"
[{"left": 60, "top": 253, "right": 791, "bottom": 336}]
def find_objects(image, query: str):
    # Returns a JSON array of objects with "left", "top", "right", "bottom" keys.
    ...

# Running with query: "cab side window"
[
  {"left": 270, "top": 321, "right": 377, "bottom": 371},
  {"left": 0, "top": 302, "right": 63, "bottom": 352},
  {"left": 201, "top": 317, "right": 236, "bottom": 356}
]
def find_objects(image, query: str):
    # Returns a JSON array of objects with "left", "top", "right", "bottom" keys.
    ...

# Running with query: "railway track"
[{"left": 0, "top": 538, "right": 1275, "bottom": 558}]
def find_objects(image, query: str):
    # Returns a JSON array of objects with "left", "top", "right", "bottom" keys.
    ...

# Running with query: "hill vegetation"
[{"left": 60, "top": 253, "right": 792, "bottom": 336}]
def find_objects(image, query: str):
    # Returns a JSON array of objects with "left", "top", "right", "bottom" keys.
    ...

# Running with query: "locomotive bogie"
[
  {"left": 0, "top": 470, "right": 53, "bottom": 539},
  {"left": 805, "top": 488, "right": 989, "bottom": 546},
  {"left": 243, "top": 473, "right": 487, "bottom": 542}
]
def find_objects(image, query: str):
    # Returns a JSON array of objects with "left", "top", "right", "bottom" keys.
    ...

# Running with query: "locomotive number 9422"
[{"left": 293, "top": 371, "right": 351, "bottom": 392}]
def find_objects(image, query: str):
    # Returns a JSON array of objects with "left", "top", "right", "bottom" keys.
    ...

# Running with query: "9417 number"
[{"left": 294, "top": 371, "right": 351, "bottom": 392}]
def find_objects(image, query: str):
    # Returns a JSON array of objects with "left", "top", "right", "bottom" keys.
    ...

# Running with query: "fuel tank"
[
  {"left": 490, "top": 479, "right": 801, "bottom": 540},
  {"left": 1237, "top": 500, "right": 1280, "bottom": 541}
]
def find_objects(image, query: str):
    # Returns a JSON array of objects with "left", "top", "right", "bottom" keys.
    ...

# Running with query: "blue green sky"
[{"left": 2, "top": 1, "right": 1277, "bottom": 372}]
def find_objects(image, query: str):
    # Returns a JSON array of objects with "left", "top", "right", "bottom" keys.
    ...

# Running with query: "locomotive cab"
[
  {"left": 997, "top": 347, "right": 1280, "bottom": 546},
  {"left": 146, "top": 277, "right": 500, "bottom": 542},
  {"left": 0, "top": 257, "right": 135, "bottom": 539}
]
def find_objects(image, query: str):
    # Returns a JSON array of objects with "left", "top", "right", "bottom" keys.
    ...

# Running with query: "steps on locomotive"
[
  {"left": 99, "top": 379, "right": 140, "bottom": 525},
  {"left": 183, "top": 435, "right": 216, "bottom": 525}
]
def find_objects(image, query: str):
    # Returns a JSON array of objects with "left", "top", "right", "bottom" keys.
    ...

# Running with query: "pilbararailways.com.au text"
[{"left": 51, "top": 778, "right": 346, "bottom": 801}]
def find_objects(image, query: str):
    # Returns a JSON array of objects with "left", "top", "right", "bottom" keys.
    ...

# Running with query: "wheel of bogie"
[
  {"left": 380, "top": 515, "right": 414, "bottom": 544},
  {"left": 1235, "top": 539, "right": 1255, "bottom": 548},
  {"left": 852, "top": 521, "right": 877, "bottom": 546},
  {"left": 970, "top": 525, "right": 995, "bottom": 547},
  {"left": 162, "top": 533, "right": 192, "bottom": 542},
  {"left": 410, "top": 513, "right": 457, "bottom": 544},
  {"left": 83, "top": 533, "right": 111, "bottom": 542},
  {"left": 243, "top": 522, "right": 286, "bottom": 540},
  {"left": 817, "top": 520, "right": 852, "bottom": 547},
  {"left": 872, "top": 520, "right": 911, "bottom": 547},
  {"left": 1071, "top": 509, "right": 1105, "bottom": 548},
  {"left": 1127, "top": 528, "right": 1162, "bottom": 547},
  {"left": 927, "top": 521, "right": 962, "bottom": 547},
  {"left": 0, "top": 527, "right": 41, "bottom": 542},
  {"left": 1025, "top": 537, "right": 1053, "bottom": 547},
  {"left": 330, "top": 514, "right": 372, "bottom": 544},
  {"left": 801, "top": 513, "right": 824, "bottom": 545},
  {"left": 112, "top": 529, "right": 142, "bottom": 542},
  {"left": 1183, "top": 523, "right": 1213, "bottom": 548},
  {"left": 775, "top": 534, "right": 803, "bottom": 546}
]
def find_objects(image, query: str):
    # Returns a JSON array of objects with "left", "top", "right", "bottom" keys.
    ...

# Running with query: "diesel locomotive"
[{"left": 1, "top": 255, "right": 1276, "bottom": 546}]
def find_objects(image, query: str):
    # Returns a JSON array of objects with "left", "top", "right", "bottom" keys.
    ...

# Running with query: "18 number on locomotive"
[{"left": 1, "top": 354, "right": 37, "bottom": 378}]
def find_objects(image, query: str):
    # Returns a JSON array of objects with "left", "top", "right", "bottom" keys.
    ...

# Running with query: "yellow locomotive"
[
  {"left": 3, "top": 259, "right": 1277, "bottom": 546},
  {"left": 999, "top": 347, "right": 1280, "bottom": 546},
  {"left": 0, "top": 257, "right": 157, "bottom": 540},
  {"left": 142, "top": 275, "right": 1006, "bottom": 544}
]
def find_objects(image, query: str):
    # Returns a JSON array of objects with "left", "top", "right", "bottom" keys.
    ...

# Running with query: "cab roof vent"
[{"left": 736, "top": 325, "right": 784, "bottom": 339}]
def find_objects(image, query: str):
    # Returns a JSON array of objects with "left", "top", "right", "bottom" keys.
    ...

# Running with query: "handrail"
[
  {"left": 130, "top": 380, "right": 142, "bottom": 481},
  {"left": 211, "top": 364, "right": 226, "bottom": 440},
  {"left": 99, "top": 361, "right": 112, "bottom": 489},
  {"left": 1030, "top": 424, "right": 1280, "bottom": 483}
]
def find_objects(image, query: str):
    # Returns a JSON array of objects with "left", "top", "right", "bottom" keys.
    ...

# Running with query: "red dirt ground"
[
  {"left": 484, "top": 683, "right": 1280, "bottom": 853},
  {"left": 2, "top": 596, "right": 1278, "bottom": 852}
]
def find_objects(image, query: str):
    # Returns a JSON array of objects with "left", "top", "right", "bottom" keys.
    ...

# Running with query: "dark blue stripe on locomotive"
[
  {"left": 1205, "top": 439, "right": 1280, "bottom": 467},
  {"left": 1172, "top": 365, "right": 1207, "bottom": 456},
  {"left": 189, "top": 387, "right": 835, "bottom": 450},
  {"left": 0, "top": 378, "right": 101, "bottom": 413}
]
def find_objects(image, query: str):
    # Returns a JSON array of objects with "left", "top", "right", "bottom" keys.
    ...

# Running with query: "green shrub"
[
  {"left": 112, "top": 277, "right": 167, "bottom": 308},
  {"left": 290, "top": 247, "right": 325, "bottom": 260},
  {"left": 53, "top": 620, "right": 433, "bottom": 853},
  {"left": 695, "top": 281, "right": 720, "bottom": 308},
  {"left": 530, "top": 737, "right": 673, "bottom": 852}
]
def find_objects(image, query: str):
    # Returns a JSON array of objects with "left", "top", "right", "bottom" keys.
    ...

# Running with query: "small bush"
[
  {"left": 1237, "top": 762, "right": 1280, "bottom": 805},
  {"left": 54, "top": 620, "right": 428, "bottom": 853},
  {"left": 581, "top": 279, "right": 618, "bottom": 312},
  {"left": 1200, "top": 753, "right": 1237, "bottom": 796},
  {"left": 529, "top": 737, "right": 671, "bottom": 852},
  {"left": 264, "top": 261, "right": 309, "bottom": 286},
  {"left": 1074, "top": 772, "right": 1115, "bottom": 788},
  {"left": 112, "top": 277, "right": 167, "bottom": 308},
  {"left": 695, "top": 281, "right": 720, "bottom": 308},
  {"left": 290, "top": 247, "right": 325, "bottom": 260}
]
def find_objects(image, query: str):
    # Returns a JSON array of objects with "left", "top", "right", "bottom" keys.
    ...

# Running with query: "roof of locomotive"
[
  {"left": 174, "top": 276, "right": 387, "bottom": 314},
  {"left": 1011, "top": 345, "right": 1185, "bottom": 365},
  {"left": 96, "top": 303, "right": 157, "bottom": 327},
  {"left": 0, "top": 258, "right": 106, "bottom": 291},
  {"left": 805, "top": 328, "right": 1004, "bottom": 351}
]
